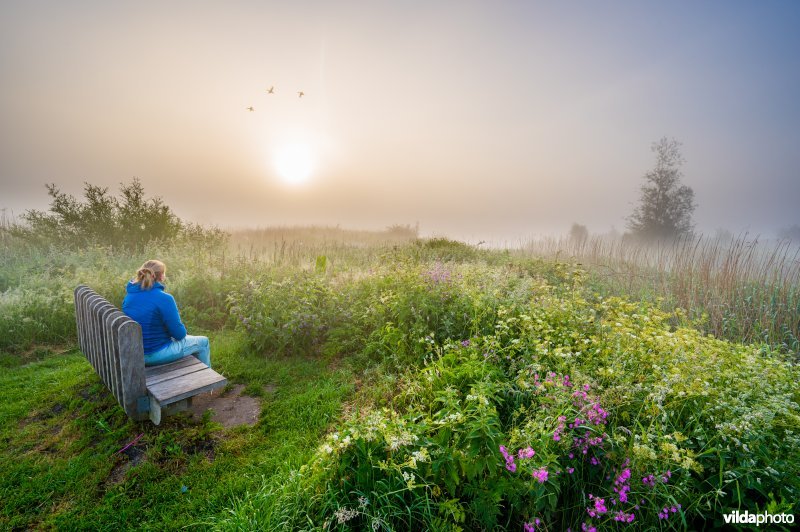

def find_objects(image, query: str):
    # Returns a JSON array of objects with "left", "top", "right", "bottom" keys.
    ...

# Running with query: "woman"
[{"left": 122, "top": 259, "right": 212, "bottom": 368}]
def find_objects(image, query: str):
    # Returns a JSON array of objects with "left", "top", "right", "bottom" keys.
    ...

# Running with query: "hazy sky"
[{"left": 1, "top": 1, "right": 799, "bottom": 243}]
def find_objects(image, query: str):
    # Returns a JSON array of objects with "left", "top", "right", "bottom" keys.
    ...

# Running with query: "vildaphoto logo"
[{"left": 722, "top": 510, "right": 795, "bottom": 527}]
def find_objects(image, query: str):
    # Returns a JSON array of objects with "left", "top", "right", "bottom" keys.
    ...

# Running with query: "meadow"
[{"left": 0, "top": 224, "right": 798, "bottom": 530}]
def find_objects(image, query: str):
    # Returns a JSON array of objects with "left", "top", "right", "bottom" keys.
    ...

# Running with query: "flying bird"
[
  {"left": 297, "top": 91, "right": 304, "bottom": 98},
  {"left": 246, "top": 106, "right": 254, "bottom": 112},
  {"left": 267, "top": 86, "right": 274, "bottom": 94}
]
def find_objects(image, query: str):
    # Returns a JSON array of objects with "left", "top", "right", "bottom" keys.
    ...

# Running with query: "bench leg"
[
  {"left": 148, "top": 395, "right": 193, "bottom": 425},
  {"left": 149, "top": 394, "right": 162, "bottom": 426}
]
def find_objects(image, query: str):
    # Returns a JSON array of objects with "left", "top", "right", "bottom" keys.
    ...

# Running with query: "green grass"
[
  {"left": 0, "top": 330, "right": 355, "bottom": 530},
  {"left": 2, "top": 228, "right": 799, "bottom": 529}
]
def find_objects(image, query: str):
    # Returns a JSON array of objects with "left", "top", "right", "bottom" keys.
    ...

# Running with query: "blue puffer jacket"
[{"left": 122, "top": 281, "right": 187, "bottom": 354}]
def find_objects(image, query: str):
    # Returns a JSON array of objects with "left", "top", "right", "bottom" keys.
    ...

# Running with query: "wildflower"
[
  {"left": 518, "top": 447, "right": 535, "bottom": 459},
  {"left": 411, "top": 448, "right": 429, "bottom": 463},
  {"left": 334, "top": 506, "right": 359, "bottom": 524},
  {"left": 613, "top": 468, "right": 631, "bottom": 503},
  {"left": 642, "top": 474, "right": 656, "bottom": 487},
  {"left": 567, "top": 467, "right": 575, "bottom": 474},
  {"left": 461, "top": 340, "right": 470, "bottom": 347},
  {"left": 613, "top": 511, "right": 635, "bottom": 523},
  {"left": 532, "top": 467, "right": 549, "bottom": 483},
  {"left": 662, "top": 469, "right": 672, "bottom": 483},
  {"left": 500, "top": 445, "right": 517, "bottom": 472},
  {"left": 524, "top": 519, "right": 541, "bottom": 532},
  {"left": 587, "top": 494, "right": 608, "bottom": 517},
  {"left": 358, "top": 496, "right": 369, "bottom": 508}
]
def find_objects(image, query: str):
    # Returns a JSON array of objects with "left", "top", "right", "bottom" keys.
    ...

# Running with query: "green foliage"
[
  {"left": 263, "top": 275, "right": 799, "bottom": 530},
  {"left": 13, "top": 179, "right": 227, "bottom": 251},
  {"left": 415, "top": 237, "right": 481, "bottom": 262},
  {"left": 1, "top": 229, "right": 799, "bottom": 530}
]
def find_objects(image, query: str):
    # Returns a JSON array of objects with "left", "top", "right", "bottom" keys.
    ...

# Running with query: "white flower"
[{"left": 334, "top": 507, "right": 359, "bottom": 524}]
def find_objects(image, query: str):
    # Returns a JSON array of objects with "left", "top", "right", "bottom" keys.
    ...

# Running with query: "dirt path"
[{"left": 185, "top": 384, "right": 261, "bottom": 428}]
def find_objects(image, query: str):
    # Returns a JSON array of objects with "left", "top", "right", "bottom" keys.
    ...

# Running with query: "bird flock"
[{"left": 247, "top": 86, "right": 304, "bottom": 112}]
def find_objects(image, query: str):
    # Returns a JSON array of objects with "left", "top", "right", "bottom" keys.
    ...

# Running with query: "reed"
[{"left": 523, "top": 233, "right": 800, "bottom": 351}]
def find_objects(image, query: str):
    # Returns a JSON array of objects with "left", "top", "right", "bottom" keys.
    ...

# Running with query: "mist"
[{"left": 2, "top": 1, "right": 799, "bottom": 244}]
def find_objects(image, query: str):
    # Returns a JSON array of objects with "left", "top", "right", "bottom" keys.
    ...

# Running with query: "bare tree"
[{"left": 627, "top": 138, "right": 696, "bottom": 241}]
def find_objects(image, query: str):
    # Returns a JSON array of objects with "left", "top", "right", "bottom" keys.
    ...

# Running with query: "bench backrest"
[{"left": 74, "top": 285, "right": 148, "bottom": 420}]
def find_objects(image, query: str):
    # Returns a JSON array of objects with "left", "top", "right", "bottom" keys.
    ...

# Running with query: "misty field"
[{"left": 1, "top": 227, "right": 799, "bottom": 530}]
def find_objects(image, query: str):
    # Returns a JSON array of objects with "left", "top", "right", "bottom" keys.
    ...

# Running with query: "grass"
[
  {"left": 1, "top": 225, "right": 799, "bottom": 529},
  {"left": 0, "top": 329, "right": 355, "bottom": 530},
  {"left": 524, "top": 233, "right": 800, "bottom": 351}
]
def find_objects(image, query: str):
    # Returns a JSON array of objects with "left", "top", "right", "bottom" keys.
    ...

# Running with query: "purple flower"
[
  {"left": 518, "top": 447, "right": 535, "bottom": 459},
  {"left": 532, "top": 467, "right": 549, "bottom": 483},
  {"left": 499, "top": 445, "right": 517, "bottom": 472},
  {"left": 587, "top": 494, "right": 608, "bottom": 517}
]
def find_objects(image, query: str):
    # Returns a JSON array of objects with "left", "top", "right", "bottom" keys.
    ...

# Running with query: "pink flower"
[
  {"left": 499, "top": 445, "right": 517, "bottom": 472},
  {"left": 532, "top": 467, "right": 549, "bottom": 483},
  {"left": 518, "top": 447, "right": 535, "bottom": 459}
]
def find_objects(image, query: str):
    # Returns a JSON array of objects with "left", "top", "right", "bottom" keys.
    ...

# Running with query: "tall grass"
[
  {"left": 227, "top": 224, "right": 418, "bottom": 267},
  {"left": 524, "top": 233, "right": 800, "bottom": 352}
]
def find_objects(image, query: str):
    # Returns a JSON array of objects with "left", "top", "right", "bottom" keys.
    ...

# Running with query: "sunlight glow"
[{"left": 274, "top": 143, "right": 313, "bottom": 185}]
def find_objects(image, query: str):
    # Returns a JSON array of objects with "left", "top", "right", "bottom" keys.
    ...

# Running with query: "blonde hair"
[{"left": 134, "top": 260, "right": 166, "bottom": 290}]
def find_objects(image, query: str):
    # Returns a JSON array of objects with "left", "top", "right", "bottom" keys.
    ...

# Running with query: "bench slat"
[
  {"left": 146, "top": 358, "right": 207, "bottom": 387},
  {"left": 144, "top": 355, "right": 199, "bottom": 378},
  {"left": 147, "top": 369, "right": 227, "bottom": 405},
  {"left": 117, "top": 318, "right": 146, "bottom": 419}
]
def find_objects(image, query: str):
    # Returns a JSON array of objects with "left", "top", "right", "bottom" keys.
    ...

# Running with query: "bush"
[
  {"left": 12, "top": 179, "right": 227, "bottom": 251},
  {"left": 254, "top": 274, "right": 800, "bottom": 530}
]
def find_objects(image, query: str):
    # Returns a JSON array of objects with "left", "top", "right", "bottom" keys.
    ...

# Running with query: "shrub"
[
  {"left": 12, "top": 179, "right": 227, "bottom": 251},
  {"left": 275, "top": 277, "right": 799, "bottom": 530}
]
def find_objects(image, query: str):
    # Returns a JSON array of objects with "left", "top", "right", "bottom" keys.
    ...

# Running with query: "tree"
[
  {"left": 16, "top": 178, "right": 225, "bottom": 250},
  {"left": 627, "top": 138, "right": 696, "bottom": 241},
  {"left": 569, "top": 223, "right": 589, "bottom": 244},
  {"left": 777, "top": 224, "right": 800, "bottom": 242}
]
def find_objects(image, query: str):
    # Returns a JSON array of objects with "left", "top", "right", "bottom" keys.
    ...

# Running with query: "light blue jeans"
[{"left": 144, "top": 335, "right": 211, "bottom": 368}]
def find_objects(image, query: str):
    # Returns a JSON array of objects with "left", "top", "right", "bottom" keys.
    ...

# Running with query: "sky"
[{"left": 1, "top": 0, "right": 799, "bottom": 244}]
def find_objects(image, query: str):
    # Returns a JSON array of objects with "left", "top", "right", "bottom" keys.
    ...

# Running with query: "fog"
[{"left": 1, "top": 1, "right": 799, "bottom": 244}]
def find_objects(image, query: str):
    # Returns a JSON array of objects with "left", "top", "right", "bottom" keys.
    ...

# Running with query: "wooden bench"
[{"left": 74, "top": 284, "right": 227, "bottom": 425}]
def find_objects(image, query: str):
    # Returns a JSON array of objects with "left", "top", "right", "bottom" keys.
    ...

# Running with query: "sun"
[{"left": 273, "top": 143, "right": 313, "bottom": 185}]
